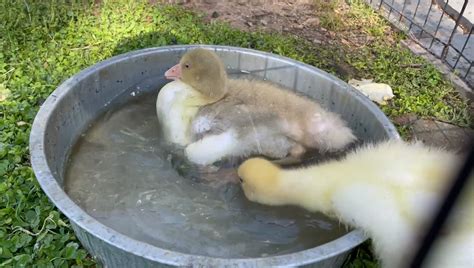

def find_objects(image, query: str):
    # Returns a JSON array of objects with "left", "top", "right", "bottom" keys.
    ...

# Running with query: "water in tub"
[{"left": 64, "top": 87, "right": 348, "bottom": 258}]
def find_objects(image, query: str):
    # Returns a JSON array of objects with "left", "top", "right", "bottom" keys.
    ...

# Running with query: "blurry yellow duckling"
[{"left": 238, "top": 140, "right": 474, "bottom": 268}]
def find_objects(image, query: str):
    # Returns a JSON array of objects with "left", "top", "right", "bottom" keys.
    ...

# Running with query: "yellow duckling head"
[
  {"left": 238, "top": 158, "right": 285, "bottom": 206},
  {"left": 165, "top": 48, "right": 228, "bottom": 103}
]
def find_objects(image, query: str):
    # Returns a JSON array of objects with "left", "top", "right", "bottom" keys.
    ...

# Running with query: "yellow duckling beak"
[{"left": 238, "top": 158, "right": 283, "bottom": 205}]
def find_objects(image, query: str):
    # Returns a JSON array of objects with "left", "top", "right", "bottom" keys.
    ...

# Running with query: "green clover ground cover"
[{"left": 0, "top": 1, "right": 470, "bottom": 267}]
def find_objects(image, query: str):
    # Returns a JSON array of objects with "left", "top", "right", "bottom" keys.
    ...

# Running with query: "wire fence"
[{"left": 365, "top": 0, "right": 473, "bottom": 89}]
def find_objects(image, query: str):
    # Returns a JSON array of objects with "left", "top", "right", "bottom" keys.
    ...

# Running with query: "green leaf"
[
  {"left": 64, "top": 242, "right": 79, "bottom": 259},
  {"left": 0, "top": 246, "right": 13, "bottom": 258},
  {"left": 13, "top": 254, "right": 32, "bottom": 266},
  {"left": 25, "top": 210, "right": 38, "bottom": 226},
  {"left": 0, "top": 160, "right": 9, "bottom": 176}
]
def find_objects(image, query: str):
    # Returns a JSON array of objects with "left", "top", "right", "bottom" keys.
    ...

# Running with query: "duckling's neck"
[
  {"left": 277, "top": 162, "right": 350, "bottom": 215},
  {"left": 190, "top": 75, "right": 228, "bottom": 103},
  {"left": 182, "top": 91, "right": 217, "bottom": 107}
]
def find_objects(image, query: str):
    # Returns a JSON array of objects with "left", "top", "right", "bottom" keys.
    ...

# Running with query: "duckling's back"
[
  {"left": 331, "top": 141, "right": 473, "bottom": 268},
  {"left": 226, "top": 79, "right": 356, "bottom": 152}
]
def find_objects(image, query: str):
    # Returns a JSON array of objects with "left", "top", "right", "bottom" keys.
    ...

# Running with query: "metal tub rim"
[{"left": 30, "top": 45, "right": 398, "bottom": 266}]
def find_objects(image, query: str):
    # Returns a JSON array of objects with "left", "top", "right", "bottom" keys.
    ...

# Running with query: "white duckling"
[
  {"left": 156, "top": 53, "right": 220, "bottom": 146},
  {"left": 158, "top": 48, "right": 356, "bottom": 166},
  {"left": 156, "top": 80, "right": 211, "bottom": 146},
  {"left": 238, "top": 140, "right": 474, "bottom": 268}
]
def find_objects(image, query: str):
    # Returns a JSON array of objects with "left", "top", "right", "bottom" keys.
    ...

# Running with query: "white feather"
[
  {"left": 185, "top": 130, "right": 238, "bottom": 165},
  {"left": 156, "top": 80, "right": 202, "bottom": 146}
]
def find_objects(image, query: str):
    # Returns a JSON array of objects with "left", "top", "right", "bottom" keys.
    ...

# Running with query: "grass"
[
  {"left": 313, "top": 0, "right": 471, "bottom": 130},
  {"left": 0, "top": 0, "right": 471, "bottom": 266},
  {"left": 315, "top": 0, "right": 389, "bottom": 36}
]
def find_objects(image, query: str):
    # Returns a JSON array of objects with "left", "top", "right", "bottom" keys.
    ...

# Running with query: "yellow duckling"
[{"left": 238, "top": 140, "right": 474, "bottom": 268}]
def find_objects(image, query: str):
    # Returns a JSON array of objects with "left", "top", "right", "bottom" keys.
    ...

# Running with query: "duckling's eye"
[
  {"left": 239, "top": 177, "right": 243, "bottom": 183},
  {"left": 184, "top": 63, "right": 190, "bottom": 69}
]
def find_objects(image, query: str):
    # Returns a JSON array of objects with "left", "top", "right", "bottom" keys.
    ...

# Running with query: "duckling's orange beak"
[{"left": 165, "top": 63, "right": 182, "bottom": 80}]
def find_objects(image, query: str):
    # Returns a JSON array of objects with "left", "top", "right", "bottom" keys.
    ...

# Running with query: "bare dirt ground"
[
  {"left": 186, "top": 1, "right": 329, "bottom": 43},
  {"left": 167, "top": 0, "right": 399, "bottom": 78},
  {"left": 176, "top": 0, "right": 390, "bottom": 48}
]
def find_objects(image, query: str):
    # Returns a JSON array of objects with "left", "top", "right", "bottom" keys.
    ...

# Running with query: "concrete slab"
[
  {"left": 436, "top": 0, "right": 473, "bottom": 29},
  {"left": 411, "top": 119, "right": 474, "bottom": 152},
  {"left": 366, "top": 0, "right": 473, "bottom": 88},
  {"left": 413, "top": 129, "right": 452, "bottom": 147}
]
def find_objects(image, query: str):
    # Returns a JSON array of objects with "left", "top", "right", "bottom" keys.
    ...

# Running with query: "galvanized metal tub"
[{"left": 30, "top": 45, "right": 399, "bottom": 267}]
